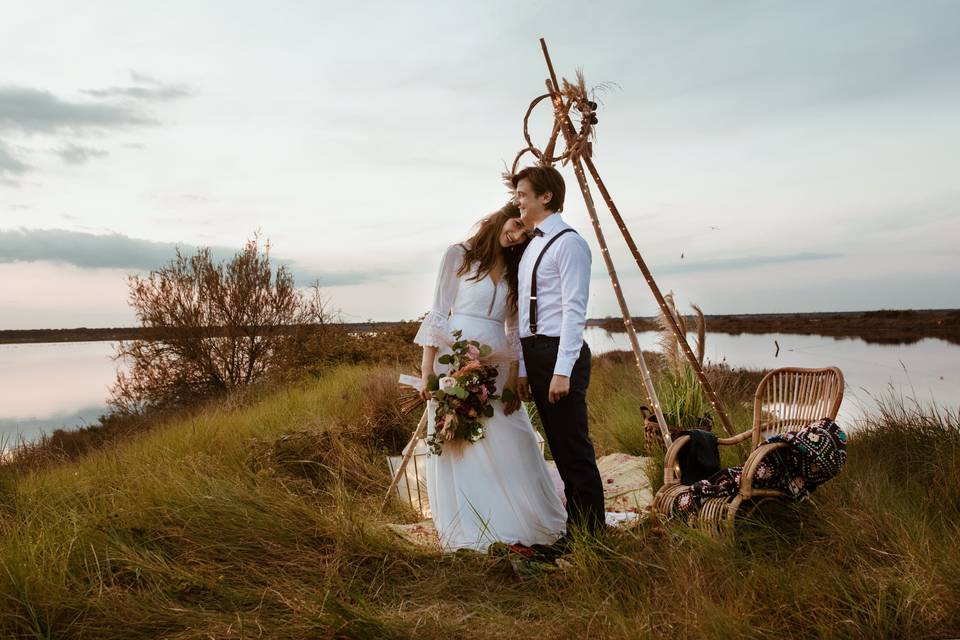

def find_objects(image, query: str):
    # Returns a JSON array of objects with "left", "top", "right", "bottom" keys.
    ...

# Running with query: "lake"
[
  {"left": 1, "top": 331, "right": 957, "bottom": 445},
  {"left": 584, "top": 328, "right": 958, "bottom": 427},
  {"left": 0, "top": 341, "right": 120, "bottom": 447}
]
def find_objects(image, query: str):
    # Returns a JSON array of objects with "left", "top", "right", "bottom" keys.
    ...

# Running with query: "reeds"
[{"left": 651, "top": 293, "right": 712, "bottom": 433}]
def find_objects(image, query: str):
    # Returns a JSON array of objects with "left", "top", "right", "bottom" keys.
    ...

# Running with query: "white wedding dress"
[{"left": 414, "top": 243, "right": 567, "bottom": 552}]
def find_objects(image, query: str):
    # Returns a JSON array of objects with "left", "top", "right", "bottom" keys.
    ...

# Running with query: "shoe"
[
  {"left": 507, "top": 543, "right": 535, "bottom": 558},
  {"left": 529, "top": 534, "right": 573, "bottom": 561}
]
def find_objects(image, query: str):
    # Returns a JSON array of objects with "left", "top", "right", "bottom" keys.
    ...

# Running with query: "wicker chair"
[{"left": 652, "top": 366, "right": 845, "bottom": 535}]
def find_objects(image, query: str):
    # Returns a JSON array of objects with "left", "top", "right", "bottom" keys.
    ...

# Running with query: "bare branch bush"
[{"left": 110, "top": 235, "right": 336, "bottom": 414}]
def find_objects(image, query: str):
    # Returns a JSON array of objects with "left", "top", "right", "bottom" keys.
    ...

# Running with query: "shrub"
[{"left": 110, "top": 234, "right": 333, "bottom": 414}]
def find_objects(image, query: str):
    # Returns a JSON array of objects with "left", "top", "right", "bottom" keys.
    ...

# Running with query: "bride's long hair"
[{"left": 457, "top": 202, "right": 528, "bottom": 313}]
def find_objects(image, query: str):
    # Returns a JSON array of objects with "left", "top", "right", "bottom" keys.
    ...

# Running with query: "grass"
[{"left": 0, "top": 361, "right": 958, "bottom": 638}]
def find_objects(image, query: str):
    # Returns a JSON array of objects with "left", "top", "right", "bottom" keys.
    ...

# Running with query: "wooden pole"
[
  {"left": 537, "top": 70, "right": 672, "bottom": 447},
  {"left": 382, "top": 408, "right": 428, "bottom": 510},
  {"left": 541, "top": 120, "right": 562, "bottom": 165},
  {"left": 538, "top": 37, "right": 735, "bottom": 439},
  {"left": 580, "top": 155, "right": 734, "bottom": 437}
]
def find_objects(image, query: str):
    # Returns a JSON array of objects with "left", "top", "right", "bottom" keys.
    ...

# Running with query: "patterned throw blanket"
[{"left": 673, "top": 418, "right": 847, "bottom": 519}]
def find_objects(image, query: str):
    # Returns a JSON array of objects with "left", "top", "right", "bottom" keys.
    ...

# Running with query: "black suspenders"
[{"left": 529, "top": 228, "right": 577, "bottom": 335}]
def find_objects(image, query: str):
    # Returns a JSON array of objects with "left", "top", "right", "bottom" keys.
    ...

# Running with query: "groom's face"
[{"left": 514, "top": 178, "right": 551, "bottom": 222}]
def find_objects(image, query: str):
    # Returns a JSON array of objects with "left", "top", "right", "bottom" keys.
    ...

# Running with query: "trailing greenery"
[{"left": 0, "top": 362, "right": 957, "bottom": 638}]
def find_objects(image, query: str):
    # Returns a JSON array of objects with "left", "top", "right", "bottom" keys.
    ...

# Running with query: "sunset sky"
[{"left": 2, "top": 1, "right": 958, "bottom": 329}]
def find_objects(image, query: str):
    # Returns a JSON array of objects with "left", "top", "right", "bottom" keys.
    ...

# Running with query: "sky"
[{"left": 1, "top": 0, "right": 958, "bottom": 329}]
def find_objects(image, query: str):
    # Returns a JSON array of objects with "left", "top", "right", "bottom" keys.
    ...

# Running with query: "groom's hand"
[
  {"left": 517, "top": 377, "right": 532, "bottom": 402},
  {"left": 503, "top": 389, "right": 522, "bottom": 415},
  {"left": 548, "top": 375, "right": 570, "bottom": 404}
]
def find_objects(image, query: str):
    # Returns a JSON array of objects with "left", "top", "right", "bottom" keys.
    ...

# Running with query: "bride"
[{"left": 414, "top": 202, "right": 567, "bottom": 552}]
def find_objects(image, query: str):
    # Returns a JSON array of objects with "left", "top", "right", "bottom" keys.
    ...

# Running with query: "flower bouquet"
[{"left": 425, "top": 330, "right": 509, "bottom": 455}]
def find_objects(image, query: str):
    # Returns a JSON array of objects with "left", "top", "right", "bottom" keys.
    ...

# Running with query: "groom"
[{"left": 513, "top": 165, "right": 606, "bottom": 537}]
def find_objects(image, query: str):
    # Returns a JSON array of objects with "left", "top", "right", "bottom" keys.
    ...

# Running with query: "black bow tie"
[{"left": 528, "top": 227, "right": 545, "bottom": 238}]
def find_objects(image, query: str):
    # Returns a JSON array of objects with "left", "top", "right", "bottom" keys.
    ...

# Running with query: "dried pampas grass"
[{"left": 656, "top": 293, "right": 707, "bottom": 374}]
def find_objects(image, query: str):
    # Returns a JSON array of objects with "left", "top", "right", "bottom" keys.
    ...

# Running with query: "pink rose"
[{"left": 466, "top": 344, "right": 480, "bottom": 360}]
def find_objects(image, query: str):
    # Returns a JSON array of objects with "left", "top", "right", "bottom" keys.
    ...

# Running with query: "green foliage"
[{"left": 654, "top": 362, "right": 712, "bottom": 430}]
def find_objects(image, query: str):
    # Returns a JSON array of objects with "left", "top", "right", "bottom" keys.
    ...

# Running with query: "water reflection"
[
  {"left": 0, "top": 405, "right": 107, "bottom": 446},
  {"left": 1, "top": 331, "right": 957, "bottom": 444},
  {"left": 583, "top": 327, "right": 958, "bottom": 428},
  {"left": 0, "top": 341, "right": 115, "bottom": 444}
]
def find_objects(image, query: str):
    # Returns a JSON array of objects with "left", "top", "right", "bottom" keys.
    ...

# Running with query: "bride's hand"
[
  {"left": 420, "top": 347, "right": 438, "bottom": 401},
  {"left": 419, "top": 369, "right": 434, "bottom": 401}
]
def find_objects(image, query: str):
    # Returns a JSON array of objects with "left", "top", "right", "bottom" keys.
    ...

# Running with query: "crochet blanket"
[{"left": 672, "top": 418, "right": 847, "bottom": 519}]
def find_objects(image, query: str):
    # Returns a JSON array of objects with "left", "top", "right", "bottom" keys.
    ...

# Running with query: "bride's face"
[{"left": 498, "top": 217, "right": 527, "bottom": 248}]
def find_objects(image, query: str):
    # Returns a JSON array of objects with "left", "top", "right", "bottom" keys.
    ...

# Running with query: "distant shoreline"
[
  {"left": 591, "top": 308, "right": 960, "bottom": 346},
  {"left": 2, "top": 309, "right": 957, "bottom": 346}
]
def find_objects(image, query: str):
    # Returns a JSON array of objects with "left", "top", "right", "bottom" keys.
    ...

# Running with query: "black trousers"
[{"left": 521, "top": 335, "right": 605, "bottom": 534}]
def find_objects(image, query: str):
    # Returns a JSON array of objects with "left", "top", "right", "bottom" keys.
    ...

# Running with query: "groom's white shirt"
[{"left": 517, "top": 212, "right": 591, "bottom": 378}]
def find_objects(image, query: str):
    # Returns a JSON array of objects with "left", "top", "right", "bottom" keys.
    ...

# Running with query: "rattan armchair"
[{"left": 652, "top": 366, "right": 845, "bottom": 535}]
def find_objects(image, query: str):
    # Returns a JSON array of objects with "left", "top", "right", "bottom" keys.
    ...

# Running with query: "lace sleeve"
[
  {"left": 413, "top": 244, "right": 464, "bottom": 348},
  {"left": 504, "top": 310, "right": 525, "bottom": 374},
  {"left": 413, "top": 311, "right": 449, "bottom": 348}
]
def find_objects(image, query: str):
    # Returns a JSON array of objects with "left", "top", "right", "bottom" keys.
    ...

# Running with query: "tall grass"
[
  {"left": 0, "top": 362, "right": 957, "bottom": 638},
  {"left": 589, "top": 352, "right": 756, "bottom": 463}
]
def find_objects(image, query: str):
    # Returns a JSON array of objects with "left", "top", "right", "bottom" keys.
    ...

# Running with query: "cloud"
[
  {"left": 55, "top": 143, "right": 109, "bottom": 165},
  {"left": 129, "top": 71, "right": 158, "bottom": 84},
  {"left": 0, "top": 140, "right": 30, "bottom": 183},
  {"left": 0, "top": 77, "right": 189, "bottom": 182},
  {"left": 652, "top": 252, "right": 842, "bottom": 276},
  {"left": 83, "top": 71, "right": 192, "bottom": 102},
  {"left": 82, "top": 86, "right": 190, "bottom": 101},
  {"left": 0, "top": 86, "right": 156, "bottom": 135},
  {"left": 0, "top": 227, "right": 387, "bottom": 287}
]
